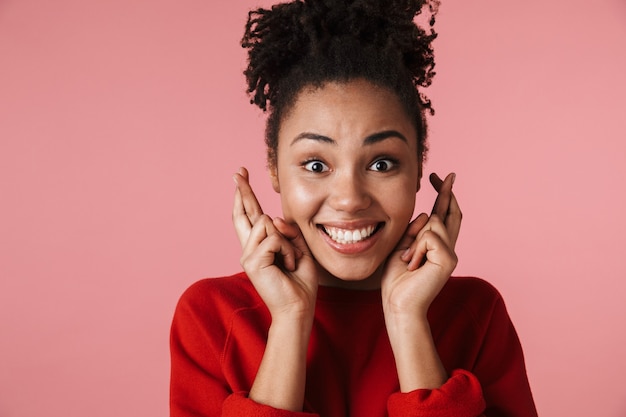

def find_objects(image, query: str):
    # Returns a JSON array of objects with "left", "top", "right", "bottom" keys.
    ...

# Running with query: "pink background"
[{"left": 1, "top": 0, "right": 625, "bottom": 416}]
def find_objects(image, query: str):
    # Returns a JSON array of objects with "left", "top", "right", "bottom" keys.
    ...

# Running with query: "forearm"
[
  {"left": 249, "top": 315, "right": 313, "bottom": 412},
  {"left": 386, "top": 314, "right": 447, "bottom": 392}
]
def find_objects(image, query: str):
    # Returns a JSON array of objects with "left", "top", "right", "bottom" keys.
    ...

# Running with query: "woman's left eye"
[{"left": 369, "top": 159, "right": 396, "bottom": 172}]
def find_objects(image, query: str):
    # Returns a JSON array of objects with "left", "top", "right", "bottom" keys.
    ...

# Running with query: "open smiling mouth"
[{"left": 318, "top": 223, "right": 384, "bottom": 245}]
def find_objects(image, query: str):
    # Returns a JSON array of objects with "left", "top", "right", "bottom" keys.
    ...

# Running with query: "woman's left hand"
[{"left": 381, "top": 172, "right": 462, "bottom": 319}]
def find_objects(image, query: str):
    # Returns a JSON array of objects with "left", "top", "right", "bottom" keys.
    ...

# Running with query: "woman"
[{"left": 170, "top": 1, "right": 537, "bottom": 416}]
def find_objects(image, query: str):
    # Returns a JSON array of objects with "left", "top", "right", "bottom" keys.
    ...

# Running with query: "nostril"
[{"left": 328, "top": 184, "right": 372, "bottom": 212}]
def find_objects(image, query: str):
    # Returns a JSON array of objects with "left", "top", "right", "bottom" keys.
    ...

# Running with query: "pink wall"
[{"left": 1, "top": 0, "right": 625, "bottom": 416}]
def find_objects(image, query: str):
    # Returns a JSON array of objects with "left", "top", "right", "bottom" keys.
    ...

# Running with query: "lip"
[{"left": 317, "top": 222, "right": 384, "bottom": 255}]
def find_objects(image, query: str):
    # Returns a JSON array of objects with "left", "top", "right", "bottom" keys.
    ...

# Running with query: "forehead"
[{"left": 279, "top": 79, "right": 417, "bottom": 147}]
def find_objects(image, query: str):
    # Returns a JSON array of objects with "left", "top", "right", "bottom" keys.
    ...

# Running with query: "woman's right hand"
[
  {"left": 233, "top": 167, "right": 319, "bottom": 321},
  {"left": 233, "top": 167, "right": 318, "bottom": 411}
]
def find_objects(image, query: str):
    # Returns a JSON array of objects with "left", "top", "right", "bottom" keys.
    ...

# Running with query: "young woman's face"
[{"left": 271, "top": 79, "right": 421, "bottom": 289}]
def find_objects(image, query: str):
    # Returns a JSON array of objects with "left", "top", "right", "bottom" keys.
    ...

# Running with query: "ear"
[
  {"left": 415, "top": 160, "right": 422, "bottom": 193},
  {"left": 269, "top": 164, "right": 280, "bottom": 193}
]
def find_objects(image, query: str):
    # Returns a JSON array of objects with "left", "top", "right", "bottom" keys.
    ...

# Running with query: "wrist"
[
  {"left": 269, "top": 312, "right": 314, "bottom": 341},
  {"left": 384, "top": 312, "right": 429, "bottom": 343},
  {"left": 271, "top": 303, "right": 315, "bottom": 323},
  {"left": 251, "top": 309, "right": 313, "bottom": 411},
  {"left": 384, "top": 316, "right": 447, "bottom": 391}
]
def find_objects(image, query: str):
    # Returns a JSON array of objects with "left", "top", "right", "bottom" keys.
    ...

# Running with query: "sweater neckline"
[{"left": 316, "top": 284, "right": 382, "bottom": 305}]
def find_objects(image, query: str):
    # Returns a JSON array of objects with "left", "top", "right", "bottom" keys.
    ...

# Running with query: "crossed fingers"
[{"left": 233, "top": 167, "right": 264, "bottom": 248}]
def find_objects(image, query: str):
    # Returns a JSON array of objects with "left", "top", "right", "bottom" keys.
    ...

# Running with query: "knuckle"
[
  {"left": 265, "top": 233, "right": 281, "bottom": 246},
  {"left": 241, "top": 255, "right": 260, "bottom": 272},
  {"left": 247, "top": 209, "right": 260, "bottom": 222},
  {"left": 257, "top": 214, "right": 272, "bottom": 225},
  {"left": 445, "top": 252, "right": 458, "bottom": 271},
  {"left": 422, "top": 229, "right": 436, "bottom": 239},
  {"left": 250, "top": 214, "right": 270, "bottom": 231},
  {"left": 429, "top": 214, "right": 443, "bottom": 226}
]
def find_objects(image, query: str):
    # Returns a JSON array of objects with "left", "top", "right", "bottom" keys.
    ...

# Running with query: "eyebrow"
[{"left": 291, "top": 130, "right": 408, "bottom": 146}]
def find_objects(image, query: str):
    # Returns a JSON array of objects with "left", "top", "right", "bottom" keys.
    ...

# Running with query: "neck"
[{"left": 317, "top": 265, "right": 384, "bottom": 291}]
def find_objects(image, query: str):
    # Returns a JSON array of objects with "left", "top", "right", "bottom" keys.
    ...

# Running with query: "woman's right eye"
[{"left": 303, "top": 160, "right": 329, "bottom": 173}]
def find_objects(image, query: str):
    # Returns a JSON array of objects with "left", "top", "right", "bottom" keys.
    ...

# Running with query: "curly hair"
[{"left": 241, "top": 0, "right": 439, "bottom": 166}]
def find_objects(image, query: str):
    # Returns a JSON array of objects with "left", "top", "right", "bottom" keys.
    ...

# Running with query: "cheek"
[
  {"left": 280, "top": 180, "right": 323, "bottom": 223},
  {"left": 384, "top": 178, "right": 418, "bottom": 216},
  {"left": 389, "top": 196, "right": 416, "bottom": 226}
]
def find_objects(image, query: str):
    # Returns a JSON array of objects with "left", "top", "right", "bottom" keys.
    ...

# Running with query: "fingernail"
[
  {"left": 451, "top": 173, "right": 456, "bottom": 185},
  {"left": 401, "top": 248, "right": 411, "bottom": 260}
]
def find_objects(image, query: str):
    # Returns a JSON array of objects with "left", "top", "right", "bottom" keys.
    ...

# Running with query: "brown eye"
[
  {"left": 304, "top": 160, "right": 328, "bottom": 173},
  {"left": 369, "top": 159, "right": 395, "bottom": 172}
]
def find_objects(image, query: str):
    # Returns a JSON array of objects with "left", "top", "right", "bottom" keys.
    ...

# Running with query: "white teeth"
[{"left": 323, "top": 225, "right": 376, "bottom": 244}]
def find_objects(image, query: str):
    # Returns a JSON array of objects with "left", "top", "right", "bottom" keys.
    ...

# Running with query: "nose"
[{"left": 328, "top": 171, "right": 372, "bottom": 213}]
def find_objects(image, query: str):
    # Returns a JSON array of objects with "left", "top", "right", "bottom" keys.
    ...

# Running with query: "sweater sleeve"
[
  {"left": 386, "top": 280, "right": 537, "bottom": 417},
  {"left": 472, "top": 291, "right": 538, "bottom": 417},
  {"left": 387, "top": 369, "right": 486, "bottom": 417},
  {"left": 222, "top": 393, "right": 317, "bottom": 417},
  {"left": 169, "top": 280, "right": 319, "bottom": 417}
]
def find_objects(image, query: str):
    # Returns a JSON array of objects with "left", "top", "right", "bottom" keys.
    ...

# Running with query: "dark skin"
[
  {"left": 233, "top": 168, "right": 460, "bottom": 408},
  {"left": 231, "top": 79, "right": 461, "bottom": 410}
]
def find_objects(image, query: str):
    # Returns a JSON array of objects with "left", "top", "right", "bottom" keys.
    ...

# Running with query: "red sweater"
[{"left": 170, "top": 273, "right": 537, "bottom": 417}]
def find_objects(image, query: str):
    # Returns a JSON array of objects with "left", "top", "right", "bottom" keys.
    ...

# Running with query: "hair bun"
[{"left": 242, "top": 0, "right": 439, "bottom": 111}]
